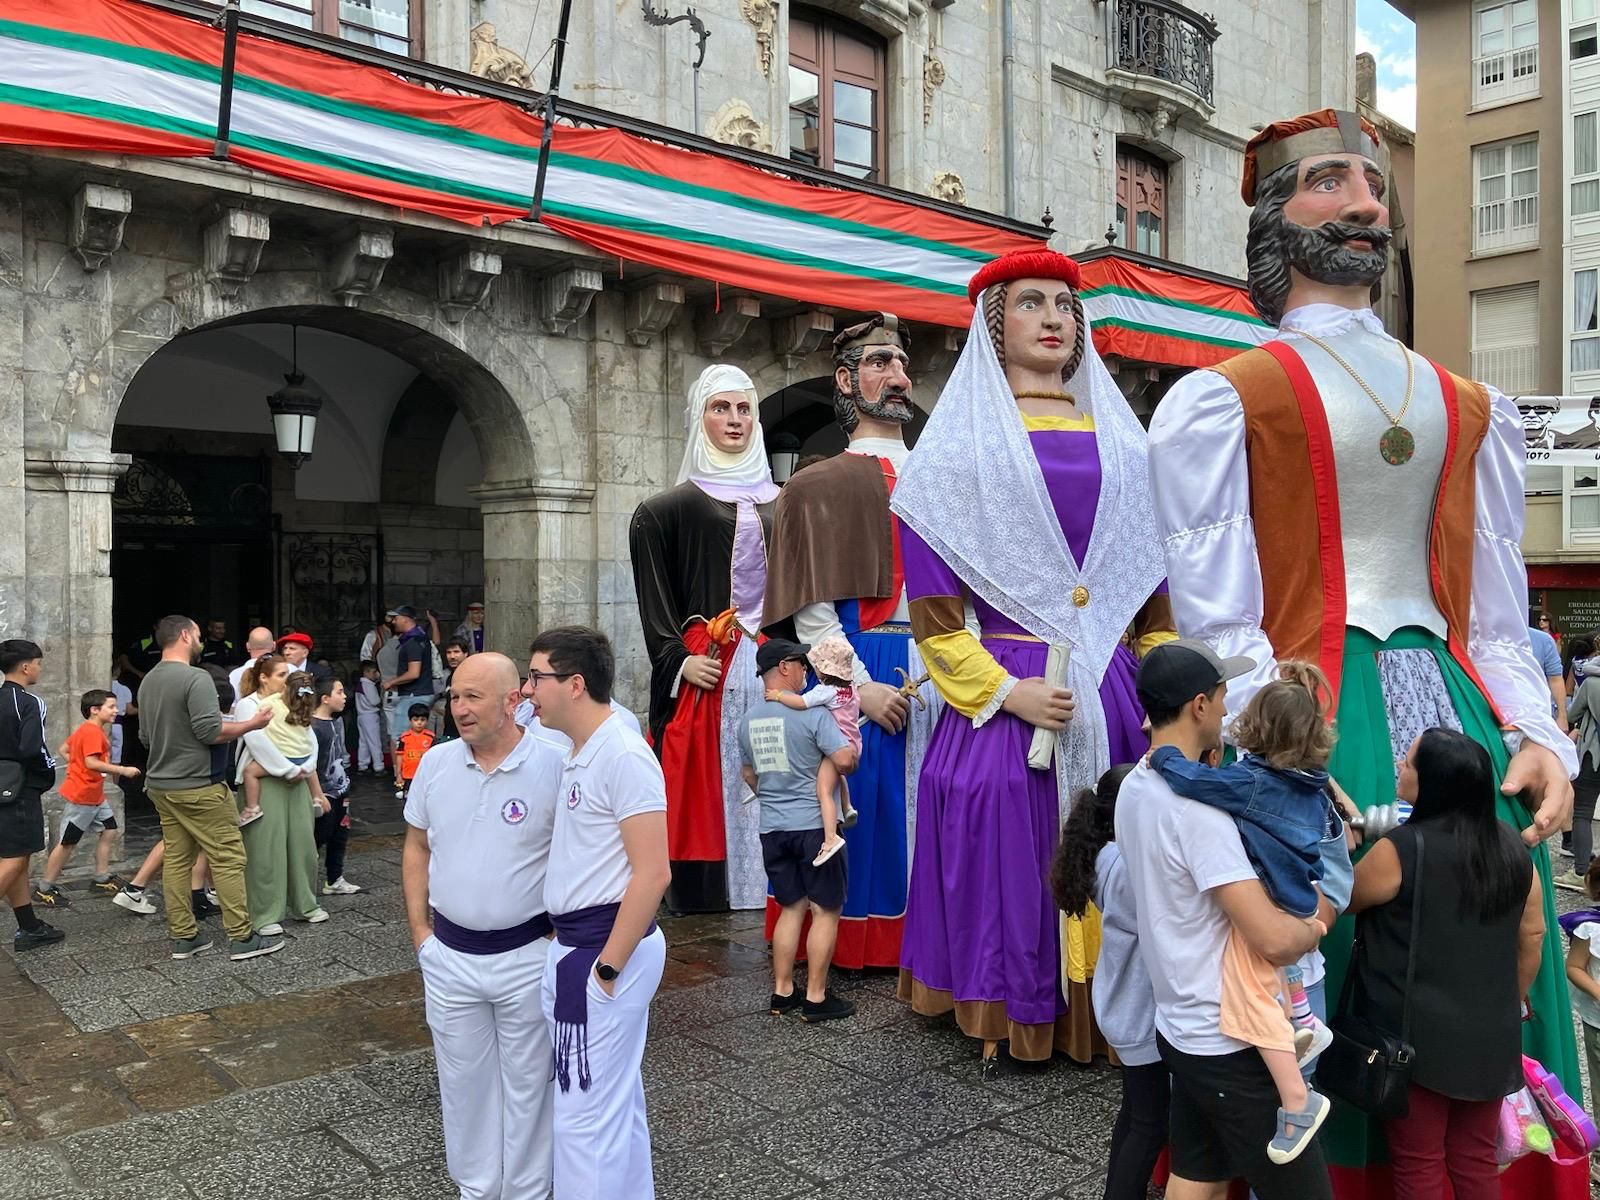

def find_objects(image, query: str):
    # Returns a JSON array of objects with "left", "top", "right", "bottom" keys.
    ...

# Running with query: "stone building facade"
[{"left": 2, "top": 0, "right": 1356, "bottom": 734}]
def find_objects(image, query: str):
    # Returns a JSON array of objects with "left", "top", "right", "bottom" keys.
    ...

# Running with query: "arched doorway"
[{"left": 759, "top": 376, "right": 928, "bottom": 480}]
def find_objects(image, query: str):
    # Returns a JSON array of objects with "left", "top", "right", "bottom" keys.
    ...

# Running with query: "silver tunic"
[{"left": 1287, "top": 328, "right": 1448, "bottom": 641}]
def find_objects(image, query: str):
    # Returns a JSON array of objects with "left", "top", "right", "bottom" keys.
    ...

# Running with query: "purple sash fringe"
[{"left": 549, "top": 903, "right": 657, "bottom": 1093}]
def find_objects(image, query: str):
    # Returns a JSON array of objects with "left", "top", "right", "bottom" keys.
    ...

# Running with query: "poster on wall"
[{"left": 1516, "top": 396, "right": 1600, "bottom": 465}]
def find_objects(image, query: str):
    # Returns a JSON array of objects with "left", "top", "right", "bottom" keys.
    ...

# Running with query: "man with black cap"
[
  {"left": 1116, "top": 640, "right": 1332, "bottom": 1200},
  {"left": 381, "top": 606, "right": 434, "bottom": 752},
  {"left": 738, "top": 638, "right": 859, "bottom": 1022}
]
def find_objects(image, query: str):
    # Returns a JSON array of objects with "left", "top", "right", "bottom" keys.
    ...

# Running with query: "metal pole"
[
  {"left": 530, "top": 0, "right": 576, "bottom": 221},
  {"left": 212, "top": 0, "right": 240, "bottom": 160}
]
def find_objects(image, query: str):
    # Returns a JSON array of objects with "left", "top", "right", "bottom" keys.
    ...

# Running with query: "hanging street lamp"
[{"left": 266, "top": 324, "right": 322, "bottom": 469}]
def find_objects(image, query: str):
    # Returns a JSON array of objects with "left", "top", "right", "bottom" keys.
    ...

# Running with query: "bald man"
[
  {"left": 227, "top": 627, "right": 277, "bottom": 718},
  {"left": 402, "top": 653, "right": 564, "bottom": 1200}
]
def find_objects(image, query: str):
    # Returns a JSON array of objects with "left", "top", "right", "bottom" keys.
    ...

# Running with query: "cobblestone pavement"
[{"left": 1, "top": 781, "right": 1594, "bottom": 1198}]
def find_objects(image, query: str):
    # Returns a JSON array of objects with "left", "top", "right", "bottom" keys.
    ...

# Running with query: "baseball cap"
[
  {"left": 756, "top": 638, "right": 811, "bottom": 676},
  {"left": 389, "top": 605, "right": 419, "bottom": 620},
  {"left": 1136, "top": 639, "right": 1255, "bottom": 710}
]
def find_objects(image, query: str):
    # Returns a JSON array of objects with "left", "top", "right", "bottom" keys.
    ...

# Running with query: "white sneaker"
[
  {"left": 394, "top": 788, "right": 406, "bottom": 799},
  {"left": 258, "top": 922, "right": 285, "bottom": 936},
  {"left": 322, "top": 878, "right": 362, "bottom": 895},
  {"left": 204, "top": 888, "right": 218, "bottom": 905},
  {"left": 301, "top": 908, "right": 330, "bottom": 924},
  {"left": 113, "top": 888, "right": 157, "bottom": 915},
  {"left": 1295, "top": 1020, "right": 1335, "bottom": 1065}
]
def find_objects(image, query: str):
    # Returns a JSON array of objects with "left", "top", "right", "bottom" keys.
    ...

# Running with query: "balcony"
[
  {"left": 1472, "top": 194, "right": 1539, "bottom": 255},
  {"left": 1473, "top": 46, "right": 1539, "bottom": 108},
  {"left": 1471, "top": 344, "right": 1540, "bottom": 395},
  {"left": 1106, "top": 0, "right": 1218, "bottom": 122}
]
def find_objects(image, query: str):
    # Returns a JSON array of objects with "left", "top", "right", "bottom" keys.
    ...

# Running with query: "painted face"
[
  {"left": 703, "top": 390, "right": 757, "bottom": 453},
  {"left": 1003, "top": 277, "right": 1078, "bottom": 378},
  {"left": 839, "top": 343, "right": 914, "bottom": 426},
  {"left": 1279, "top": 154, "right": 1392, "bottom": 289}
]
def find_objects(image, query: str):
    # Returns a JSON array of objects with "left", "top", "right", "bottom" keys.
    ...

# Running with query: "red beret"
[
  {"left": 967, "top": 248, "right": 1082, "bottom": 305},
  {"left": 277, "top": 632, "right": 313, "bottom": 650}
]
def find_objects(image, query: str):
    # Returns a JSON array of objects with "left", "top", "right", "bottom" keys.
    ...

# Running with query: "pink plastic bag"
[{"left": 1496, "top": 1086, "right": 1553, "bottom": 1167}]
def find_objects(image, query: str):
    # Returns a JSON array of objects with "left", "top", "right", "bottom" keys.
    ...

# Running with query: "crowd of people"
[{"left": 4, "top": 102, "right": 1600, "bottom": 1200}]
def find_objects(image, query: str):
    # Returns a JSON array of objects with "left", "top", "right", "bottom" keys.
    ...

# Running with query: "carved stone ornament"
[
  {"left": 930, "top": 171, "right": 966, "bottom": 206},
  {"left": 923, "top": 55, "right": 946, "bottom": 125},
  {"left": 539, "top": 265, "right": 603, "bottom": 335},
  {"left": 708, "top": 99, "right": 772, "bottom": 153},
  {"left": 203, "top": 208, "right": 270, "bottom": 298},
  {"left": 438, "top": 247, "right": 502, "bottom": 322},
  {"left": 696, "top": 295, "right": 760, "bottom": 356},
  {"left": 626, "top": 280, "right": 685, "bottom": 347},
  {"left": 329, "top": 224, "right": 394, "bottom": 307},
  {"left": 69, "top": 183, "right": 132, "bottom": 272},
  {"left": 775, "top": 310, "right": 834, "bottom": 368},
  {"left": 740, "top": 0, "right": 778, "bottom": 77},
  {"left": 468, "top": 22, "right": 535, "bottom": 89},
  {"left": 1132, "top": 101, "right": 1176, "bottom": 142}
]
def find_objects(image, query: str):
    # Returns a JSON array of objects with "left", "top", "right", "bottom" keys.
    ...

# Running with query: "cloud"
[
  {"left": 1389, "top": 53, "right": 1416, "bottom": 81},
  {"left": 1356, "top": 26, "right": 1383, "bottom": 59},
  {"left": 1379, "top": 81, "right": 1417, "bottom": 128}
]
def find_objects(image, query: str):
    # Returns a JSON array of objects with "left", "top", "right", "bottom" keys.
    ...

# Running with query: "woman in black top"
[{"left": 1347, "top": 728, "right": 1545, "bottom": 1200}]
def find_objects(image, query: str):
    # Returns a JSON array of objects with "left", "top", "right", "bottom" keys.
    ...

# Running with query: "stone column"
[
  {"left": 471, "top": 478, "right": 598, "bottom": 653},
  {"left": 0, "top": 189, "right": 24, "bottom": 638},
  {"left": 23, "top": 451, "right": 131, "bottom": 721}
]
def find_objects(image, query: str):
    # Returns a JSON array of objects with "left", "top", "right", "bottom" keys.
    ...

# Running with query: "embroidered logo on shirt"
[
  {"left": 502, "top": 798, "right": 528, "bottom": 825},
  {"left": 566, "top": 783, "right": 582, "bottom": 810}
]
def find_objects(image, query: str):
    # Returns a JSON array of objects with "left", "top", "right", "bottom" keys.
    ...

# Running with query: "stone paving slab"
[{"left": 3, "top": 827, "right": 1596, "bottom": 1199}]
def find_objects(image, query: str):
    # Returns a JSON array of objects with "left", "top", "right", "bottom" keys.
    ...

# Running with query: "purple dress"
[{"left": 898, "top": 422, "right": 1149, "bottom": 1060}]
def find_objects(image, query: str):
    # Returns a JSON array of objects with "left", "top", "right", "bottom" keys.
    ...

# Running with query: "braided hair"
[{"left": 982, "top": 281, "right": 1088, "bottom": 382}]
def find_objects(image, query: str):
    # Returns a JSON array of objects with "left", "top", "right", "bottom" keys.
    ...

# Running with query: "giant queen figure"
[{"left": 1148, "top": 109, "right": 1581, "bottom": 1200}]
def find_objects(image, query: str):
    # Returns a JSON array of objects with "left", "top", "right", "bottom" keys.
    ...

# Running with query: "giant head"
[
  {"left": 967, "top": 247, "right": 1087, "bottom": 384},
  {"left": 832, "top": 312, "right": 914, "bottom": 435},
  {"left": 1242, "top": 108, "right": 1391, "bottom": 327}
]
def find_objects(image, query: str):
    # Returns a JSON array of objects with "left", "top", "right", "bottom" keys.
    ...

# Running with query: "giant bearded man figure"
[
  {"left": 762, "top": 314, "right": 942, "bottom": 968},
  {"left": 1148, "top": 109, "right": 1580, "bottom": 1200}
]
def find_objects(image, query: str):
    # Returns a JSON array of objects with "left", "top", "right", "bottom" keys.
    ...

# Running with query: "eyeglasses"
[{"left": 525, "top": 670, "right": 576, "bottom": 686}]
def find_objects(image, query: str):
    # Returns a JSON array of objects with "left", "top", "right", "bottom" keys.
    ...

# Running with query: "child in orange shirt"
[
  {"left": 395, "top": 703, "right": 435, "bottom": 799},
  {"left": 33, "top": 690, "right": 141, "bottom": 906}
]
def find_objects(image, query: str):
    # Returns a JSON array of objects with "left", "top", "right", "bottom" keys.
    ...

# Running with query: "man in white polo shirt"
[
  {"left": 402, "top": 652, "right": 564, "bottom": 1200},
  {"left": 1116, "top": 640, "right": 1333, "bottom": 1200},
  {"left": 522, "top": 626, "right": 671, "bottom": 1200}
]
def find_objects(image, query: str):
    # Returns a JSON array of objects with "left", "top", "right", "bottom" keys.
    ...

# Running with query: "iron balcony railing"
[{"left": 1111, "top": 0, "right": 1220, "bottom": 106}]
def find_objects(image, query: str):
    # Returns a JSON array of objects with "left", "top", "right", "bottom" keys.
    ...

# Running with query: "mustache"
[
  {"left": 1310, "top": 221, "right": 1393, "bottom": 251},
  {"left": 878, "top": 388, "right": 912, "bottom": 402}
]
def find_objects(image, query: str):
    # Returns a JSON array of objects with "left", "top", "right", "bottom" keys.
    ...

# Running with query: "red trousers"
[{"left": 1383, "top": 1083, "right": 1500, "bottom": 1200}]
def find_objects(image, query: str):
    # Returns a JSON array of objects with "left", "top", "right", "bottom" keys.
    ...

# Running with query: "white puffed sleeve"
[
  {"left": 1469, "top": 387, "right": 1579, "bottom": 775},
  {"left": 1147, "top": 369, "right": 1280, "bottom": 737}
]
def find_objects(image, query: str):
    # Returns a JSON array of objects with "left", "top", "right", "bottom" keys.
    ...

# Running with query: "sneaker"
[
  {"left": 1555, "top": 870, "right": 1587, "bottom": 892},
  {"left": 31, "top": 883, "right": 69, "bottom": 908},
  {"left": 394, "top": 787, "right": 406, "bottom": 799},
  {"left": 204, "top": 888, "right": 219, "bottom": 905},
  {"left": 770, "top": 989, "right": 804, "bottom": 1016},
  {"left": 1267, "top": 1091, "right": 1332, "bottom": 1164},
  {"left": 90, "top": 875, "right": 126, "bottom": 895},
  {"left": 170, "top": 934, "right": 214, "bottom": 960},
  {"left": 1295, "top": 1020, "right": 1335, "bottom": 1066},
  {"left": 258, "top": 923, "right": 285, "bottom": 936},
  {"left": 299, "top": 908, "right": 330, "bottom": 924},
  {"left": 191, "top": 895, "right": 221, "bottom": 920},
  {"left": 322, "top": 877, "right": 362, "bottom": 896},
  {"left": 229, "top": 934, "right": 285, "bottom": 961},
  {"left": 813, "top": 837, "right": 845, "bottom": 868},
  {"left": 113, "top": 887, "right": 157, "bottom": 915},
  {"left": 13, "top": 923, "right": 65, "bottom": 951},
  {"left": 840, "top": 806, "right": 859, "bottom": 830},
  {"left": 800, "top": 991, "right": 856, "bottom": 1023}
]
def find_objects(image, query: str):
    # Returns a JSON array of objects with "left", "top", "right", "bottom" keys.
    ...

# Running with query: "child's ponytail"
[{"left": 1050, "top": 764, "right": 1133, "bottom": 919}]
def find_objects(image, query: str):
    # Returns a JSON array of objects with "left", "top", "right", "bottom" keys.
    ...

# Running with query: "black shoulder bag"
[{"left": 1314, "top": 827, "right": 1423, "bottom": 1119}]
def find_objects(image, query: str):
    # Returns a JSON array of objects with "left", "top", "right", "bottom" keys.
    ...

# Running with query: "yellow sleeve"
[{"left": 909, "top": 594, "right": 1011, "bottom": 720}]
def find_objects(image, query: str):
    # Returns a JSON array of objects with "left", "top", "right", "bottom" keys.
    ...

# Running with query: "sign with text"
[{"left": 1516, "top": 395, "right": 1600, "bottom": 465}]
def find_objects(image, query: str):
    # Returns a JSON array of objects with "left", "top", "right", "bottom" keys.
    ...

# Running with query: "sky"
[{"left": 1356, "top": 0, "right": 1417, "bottom": 128}]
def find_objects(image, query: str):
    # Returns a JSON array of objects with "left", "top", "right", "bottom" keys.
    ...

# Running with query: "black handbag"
[{"left": 1314, "top": 828, "right": 1424, "bottom": 1120}]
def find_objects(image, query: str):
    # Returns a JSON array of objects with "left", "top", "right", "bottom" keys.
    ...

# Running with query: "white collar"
[
  {"left": 845, "top": 435, "right": 908, "bottom": 459},
  {"left": 1277, "top": 304, "right": 1391, "bottom": 341},
  {"left": 567, "top": 709, "right": 622, "bottom": 768}
]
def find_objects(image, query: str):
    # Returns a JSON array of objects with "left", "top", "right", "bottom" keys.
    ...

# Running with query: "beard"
[
  {"left": 1281, "top": 218, "right": 1391, "bottom": 290},
  {"left": 854, "top": 385, "right": 914, "bottom": 426}
]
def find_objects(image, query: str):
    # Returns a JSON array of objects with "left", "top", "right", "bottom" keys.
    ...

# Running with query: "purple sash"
[
  {"left": 431, "top": 910, "right": 552, "bottom": 955},
  {"left": 1558, "top": 907, "right": 1600, "bottom": 939},
  {"left": 549, "top": 903, "right": 658, "bottom": 1093}
]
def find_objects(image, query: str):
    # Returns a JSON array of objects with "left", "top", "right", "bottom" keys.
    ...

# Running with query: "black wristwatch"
[{"left": 596, "top": 961, "right": 619, "bottom": 982}]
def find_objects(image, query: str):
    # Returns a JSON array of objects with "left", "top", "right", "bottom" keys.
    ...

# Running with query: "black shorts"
[
  {"left": 0, "top": 788, "right": 45, "bottom": 860},
  {"left": 1157, "top": 1034, "right": 1332, "bottom": 1200},
  {"left": 760, "top": 828, "right": 847, "bottom": 911}
]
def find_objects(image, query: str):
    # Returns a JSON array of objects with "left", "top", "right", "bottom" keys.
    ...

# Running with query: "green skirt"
[{"left": 1320, "top": 626, "right": 1578, "bottom": 1177}]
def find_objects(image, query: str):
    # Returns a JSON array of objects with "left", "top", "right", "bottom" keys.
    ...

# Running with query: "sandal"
[{"left": 1267, "top": 1091, "right": 1331, "bottom": 1164}]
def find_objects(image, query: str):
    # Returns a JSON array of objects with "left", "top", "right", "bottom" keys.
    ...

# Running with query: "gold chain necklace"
[{"left": 1283, "top": 327, "right": 1416, "bottom": 466}]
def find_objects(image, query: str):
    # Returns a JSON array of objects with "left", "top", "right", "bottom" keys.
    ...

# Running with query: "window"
[
  {"left": 1577, "top": 269, "right": 1600, "bottom": 373},
  {"left": 241, "top": 0, "right": 420, "bottom": 57},
  {"left": 1470, "top": 283, "right": 1540, "bottom": 394},
  {"left": 788, "top": 10, "right": 886, "bottom": 182},
  {"left": 1472, "top": 136, "right": 1539, "bottom": 252},
  {"left": 1575, "top": 0, "right": 1599, "bottom": 61},
  {"left": 1578, "top": 112, "right": 1600, "bottom": 216},
  {"left": 1474, "top": 1, "right": 1539, "bottom": 106},
  {"left": 1115, "top": 146, "right": 1167, "bottom": 257}
]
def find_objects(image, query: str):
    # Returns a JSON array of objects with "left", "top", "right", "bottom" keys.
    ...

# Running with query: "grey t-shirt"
[
  {"left": 138, "top": 661, "right": 224, "bottom": 790},
  {"left": 738, "top": 698, "right": 848, "bottom": 833}
]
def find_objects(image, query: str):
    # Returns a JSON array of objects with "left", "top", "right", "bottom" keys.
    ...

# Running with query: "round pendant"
[{"left": 1379, "top": 424, "right": 1415, "bottom": 466}]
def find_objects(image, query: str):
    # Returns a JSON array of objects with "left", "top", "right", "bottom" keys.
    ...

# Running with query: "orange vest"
[{"left": 1210, "top": 340, "right": 1498, "bottom": 716}]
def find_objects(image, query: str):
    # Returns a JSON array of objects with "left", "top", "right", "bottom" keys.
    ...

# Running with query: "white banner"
[{"left": 1516, "top": 395, "right": 1600, "bottom": 466}]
